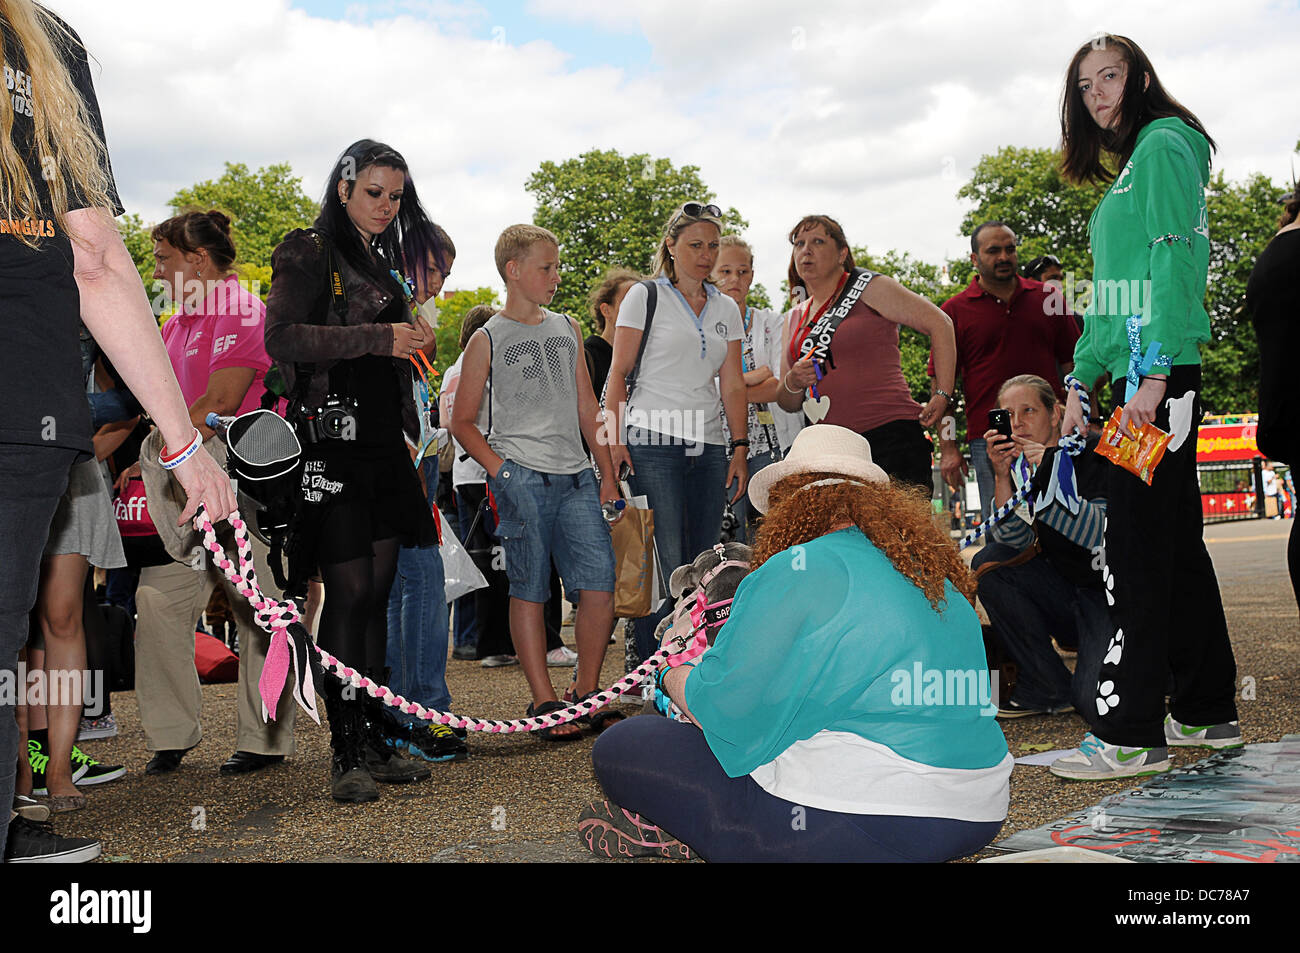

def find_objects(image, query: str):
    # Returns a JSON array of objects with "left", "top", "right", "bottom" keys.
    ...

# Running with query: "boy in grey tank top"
[{"left": 450, "top": 225, "right": 623, "bottom": 739}]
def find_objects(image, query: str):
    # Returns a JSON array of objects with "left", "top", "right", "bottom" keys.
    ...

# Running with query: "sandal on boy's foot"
[
  {"left": 525, "top": 700, "right": 582, "bottom": 742},
  {"left": 563, "top": 688, "right": 626, "bottom": 733},
  {"left": 44, "top": 794, "right": 86, "bottom": 814},
  {"left": 577, "top": 801, "right": 693, "bottom": 860},
  {"left": 1163, "top": 714, "right": 1244, "bottom": 749}
]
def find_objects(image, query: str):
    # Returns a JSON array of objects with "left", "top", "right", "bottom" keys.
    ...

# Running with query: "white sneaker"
[
  {"left": 1049, "top": 732, "right": 1172, "bottom": 781},
  {"left": 546, "top": 646, "right": 578, "bottom": 667},
  {"left": 480, "top": 654, "right": 518, "bottom": 668},
  {"left": 1164, "top": 714, "right": 1243, "bottom": 749}
]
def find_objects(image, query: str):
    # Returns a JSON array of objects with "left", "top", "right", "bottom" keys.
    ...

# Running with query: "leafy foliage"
[{"left": 526, "top": 149, "right": 746, "bottom": 332}]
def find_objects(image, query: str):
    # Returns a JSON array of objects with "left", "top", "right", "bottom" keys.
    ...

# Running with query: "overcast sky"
[{"left": 51, "top": 0, "right": 1300, "bottom": 300}]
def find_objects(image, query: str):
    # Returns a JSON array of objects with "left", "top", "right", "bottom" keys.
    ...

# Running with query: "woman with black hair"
[
  {"left": 265, "top": 139, "right": 439, "bottom": 802},
  {"left": 1050, "top": 35, "right": 1241, "bottom": 780}
]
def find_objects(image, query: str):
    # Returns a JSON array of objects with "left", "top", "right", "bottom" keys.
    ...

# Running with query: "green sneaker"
[
  {"left": 70, "top": 745, "right": 126, "bottom": 786},
  {"left": 1164, "top": 714, "right": 1243, "bottom": 749},
  {"left": 1049, "top": 732, "right": 1172, "bottom": 781}
]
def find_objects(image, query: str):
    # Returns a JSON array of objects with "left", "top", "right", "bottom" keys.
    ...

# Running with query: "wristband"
[
  {"left": 159, "top": 428, "right": 203, "bottom": 471},
  {"left": 729, "top": 438, "right": 750, "bottom": 451},
  {"left": 782, "top": 374, "right": 802, "bottom": 396},
  {"left": 933, "top": 388, "right": 954, "bottom": 406}
]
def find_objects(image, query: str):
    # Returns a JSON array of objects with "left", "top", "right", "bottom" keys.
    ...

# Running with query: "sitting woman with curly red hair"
[{"left": 579, "top": 425, "right": 1011, "bottom": 862}]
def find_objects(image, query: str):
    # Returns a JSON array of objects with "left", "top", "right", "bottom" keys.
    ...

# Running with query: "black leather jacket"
[{"left": 264, "top": 228, "right": 419, "bottom": 443}]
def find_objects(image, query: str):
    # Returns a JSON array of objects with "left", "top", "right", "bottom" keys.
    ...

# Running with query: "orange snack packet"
[{"left": 1094, "top": 408, "right": 1172, "bottom": 485}]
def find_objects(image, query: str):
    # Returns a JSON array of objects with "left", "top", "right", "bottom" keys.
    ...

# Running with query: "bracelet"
[
  {"left": 933, "top": 387, "right": 954, "bottom": 406},
  {"left": 729, "top": 438, "right": 750, "bottom": 450},
  {"left": 159, "top": 428, "right": 202, "bottom": 471},
  {"left": 782, "top": 374, "right": 802, "bottom": 396}
]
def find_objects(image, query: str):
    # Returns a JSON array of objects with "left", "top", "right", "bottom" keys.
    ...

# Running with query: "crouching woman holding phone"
[{"left": 973, "top": 375, "right": 1109, "bottom": 720}]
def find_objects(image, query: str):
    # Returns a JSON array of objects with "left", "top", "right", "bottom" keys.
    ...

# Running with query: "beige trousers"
[{"left": 135, "top": 533, "right": 296, "bottom": 755}]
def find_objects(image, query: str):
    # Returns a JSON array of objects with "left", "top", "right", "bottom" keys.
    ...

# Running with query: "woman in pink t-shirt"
[
  {"left": 117, "top": 210, "right": 295, "bottom": 778},
  {"left": 155, "top": 212, "right": 271, "bottom": 423}
]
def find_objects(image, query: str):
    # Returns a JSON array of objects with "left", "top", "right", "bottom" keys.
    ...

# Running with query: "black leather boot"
[
  {"left": 321, "top": 673, "right": 379, "bottom": 803},
  {"left": 360, "top": 671, "right": 431, "bottom": 784}
]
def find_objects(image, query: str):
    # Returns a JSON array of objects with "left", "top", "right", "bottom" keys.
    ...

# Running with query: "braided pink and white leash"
[{"left": 194, "top": 511, "right": 675, "bottom": 732}]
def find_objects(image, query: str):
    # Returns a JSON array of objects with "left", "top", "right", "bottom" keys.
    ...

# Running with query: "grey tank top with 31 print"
[{"left": 476, "top": 309, "right": 591, "bottom": 475}]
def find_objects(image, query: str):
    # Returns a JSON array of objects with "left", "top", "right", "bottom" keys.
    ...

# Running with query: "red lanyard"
[{"left": 788, "top": 270, "right": 849, "bottom": 366}]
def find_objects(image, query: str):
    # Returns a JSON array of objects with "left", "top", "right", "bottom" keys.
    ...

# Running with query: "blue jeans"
[
  {"left": 451, "top": 493, "right": 478, "bottom": 652},
  {"left": 487, "top": 462, "right": 615, "bottom": 604},
  {"left": 626, "top": 428, "right": 729, "bottom": 660},
  {"left": 730, "top": 449, "right": 778, "bottom": 544},
  {"left": 385, "top": 458, "right": 451, "bottom": 722},
  {"left": 972, "top": 541, "right": 1107, "bottom": 714},
  {"left": 968, "top": 438, "right": 996, "bottom": 521}
]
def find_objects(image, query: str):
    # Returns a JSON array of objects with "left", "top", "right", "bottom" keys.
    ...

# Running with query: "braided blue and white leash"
[{"left": 955, "top": 375, "right": 1090, "bottom": 551}]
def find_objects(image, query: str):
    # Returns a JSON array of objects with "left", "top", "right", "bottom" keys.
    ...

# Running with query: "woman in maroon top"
[{"left": 775, "top": 215, "right": 957, "bottom": 491}]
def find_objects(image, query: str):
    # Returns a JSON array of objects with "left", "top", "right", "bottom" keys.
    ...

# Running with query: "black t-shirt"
[
  {"left": 1, "top": 12, "right": 123, "bottom": 455},
  {"left": 324, "top": 290, "right": 406, "bottom": 451},
  {"left": 584, "top": 334, "right": 613, "bottom": 399},
  {"left": 1247, "top": 229, "right": 1300, "bottom": 466},
  {"left": 1034, "top": 433, "right": 1108, "bottom": 590}
]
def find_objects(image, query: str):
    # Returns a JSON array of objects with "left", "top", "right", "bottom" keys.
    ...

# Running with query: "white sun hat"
[{"left": 747, "top": 424, "right": 889, "bottom": 514}]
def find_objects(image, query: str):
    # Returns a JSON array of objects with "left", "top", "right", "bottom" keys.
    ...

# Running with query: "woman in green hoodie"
[{"left": 1049, "top": 35, "right": 1242, "bottom": 781}]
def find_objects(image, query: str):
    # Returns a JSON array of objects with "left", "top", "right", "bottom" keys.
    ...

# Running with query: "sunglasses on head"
[{"left": 672, "top": 201, "right": 723, "bottom": 228}]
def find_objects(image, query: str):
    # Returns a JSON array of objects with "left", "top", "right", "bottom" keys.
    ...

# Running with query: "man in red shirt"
[{"left": 932, "top": 222, "right": 1079, "bottom": 515}]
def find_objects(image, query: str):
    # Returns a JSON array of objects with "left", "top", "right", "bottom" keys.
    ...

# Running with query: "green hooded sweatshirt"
[{"left": 1072, "top": 117, "right": 1211, "bottom": 391}]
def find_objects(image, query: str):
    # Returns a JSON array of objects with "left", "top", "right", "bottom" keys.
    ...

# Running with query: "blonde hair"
[
  {"left": 494, "top": 223, "right": 558, "bottom": 282},
  {"left": 0, "top": 1, "right": 115, "bottom": 248},
  {"left": 996, "top": 374, "right": 1058, "bottom": 411},
  {"left": 651, "top": 203, "right": 723, "bottom": 282},
  {"left": 718, "top": 233, "right": 753, "bottom": 266}
]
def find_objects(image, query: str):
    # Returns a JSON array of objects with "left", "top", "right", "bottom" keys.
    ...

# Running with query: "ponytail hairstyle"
[
  {"left": 1060, "top": 33, "right": 1215, "bottom": 185},
  {"left": 996, "top": 374, "right": 1059, "bottom": 414},
  {"left": 651, "top": 202, "right": 723, "bottom": 283},
  {"left": 0, "top": 1, "right": 115, "bottom": 248},
  {"left": 151, "top": 209, "right": 238, "bottom": 272}
]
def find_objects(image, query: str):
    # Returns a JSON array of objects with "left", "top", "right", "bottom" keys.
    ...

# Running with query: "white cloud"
[{"left": 48, "top": 0, "right": 1300, "bottom": 302}]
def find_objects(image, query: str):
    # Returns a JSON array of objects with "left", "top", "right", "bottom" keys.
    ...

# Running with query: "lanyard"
[
  {"left": 662, "top": 277, "right": 710, "bottom": 360},
  {"left": 788, "top": 270, "right": 849, "bottom": 366}
]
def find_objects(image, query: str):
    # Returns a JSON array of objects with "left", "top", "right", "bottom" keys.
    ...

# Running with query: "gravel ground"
[{"left": 44, "top": 520, "right": 1298, "bottom": 863}]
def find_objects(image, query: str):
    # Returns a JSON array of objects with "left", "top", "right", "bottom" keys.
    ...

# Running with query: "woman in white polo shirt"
[{"left": 605, "top": 202, "right": 749, "bottom": 663}]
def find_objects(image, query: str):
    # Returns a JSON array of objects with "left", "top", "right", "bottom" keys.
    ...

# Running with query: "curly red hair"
[{"left": 751, "top": 472, "right": 975, "bottom": 611}]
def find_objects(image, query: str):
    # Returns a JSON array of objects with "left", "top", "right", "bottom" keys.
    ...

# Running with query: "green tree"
[
  {"left": 167, "top": 161, "right": 318, "bottom": 271},
  {"left": 957, "top": 146, "right": 1106, "bottom": 279},
  {"left": 747, "top": 282, "right": 772, "bottom": 311},
  {"left": 526, "top": 149, "right": 747, "bottom": 331},
  {"left": 430, "top": 287, "right": 500, "bottom": 379}
]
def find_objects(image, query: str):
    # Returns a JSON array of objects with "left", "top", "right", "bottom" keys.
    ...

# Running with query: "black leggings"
[
  {"left": 592, "top": 716, "right": 1003, "bottom": 863},
  {"left": 315, "top": 501, "right": 400, "bottom": 674}
]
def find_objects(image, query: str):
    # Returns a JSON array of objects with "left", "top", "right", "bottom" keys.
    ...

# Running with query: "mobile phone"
[
  {"left": 617, "top": 461, "right": 632, "bottom": 482},
  {"left": 988, "top": 409, "right": 1013, "bottom": 441}
]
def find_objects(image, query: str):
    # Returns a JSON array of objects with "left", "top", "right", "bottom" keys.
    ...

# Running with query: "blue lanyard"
[{"left": 660, "top": 277, "right": 709, "bottom": 359}]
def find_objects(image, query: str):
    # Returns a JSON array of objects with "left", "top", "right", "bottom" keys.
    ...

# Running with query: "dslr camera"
[{"left": 293, "top": 394, "right": 359, "bottom": 444}]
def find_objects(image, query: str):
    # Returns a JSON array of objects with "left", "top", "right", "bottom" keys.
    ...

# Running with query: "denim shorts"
[{"left": 487, "top": 460, "right": 615, "bottom": 604}]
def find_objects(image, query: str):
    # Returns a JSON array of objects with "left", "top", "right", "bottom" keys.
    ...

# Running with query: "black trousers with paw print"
[{"left": 1092, "top": 366, "right": 1239, "bottom": 748}]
